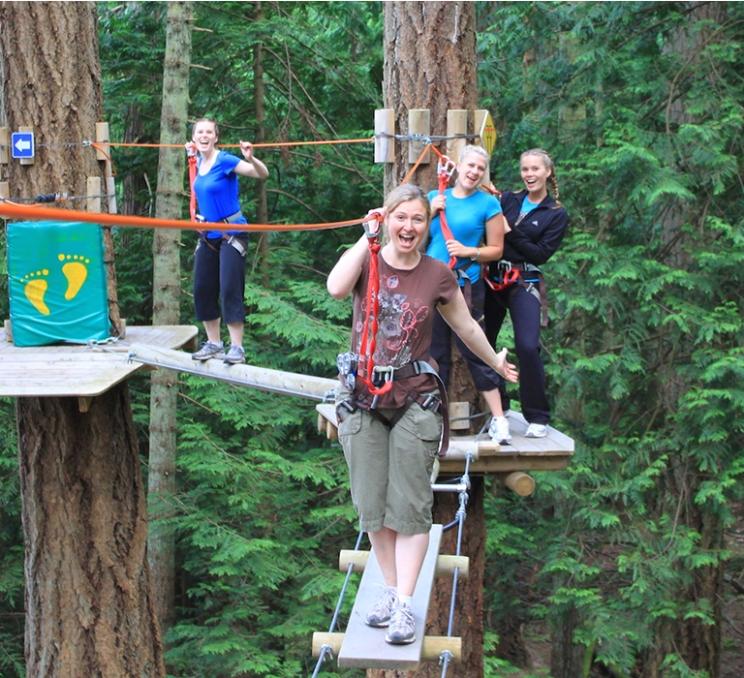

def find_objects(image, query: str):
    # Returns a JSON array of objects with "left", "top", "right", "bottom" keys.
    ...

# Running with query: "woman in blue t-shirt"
[
  {"left": 187, "top": 118, "right": 268, "bottom": 364},
  {"left": 426, "top": 145, "right": 512, "bottom": 444},
  {"left": 484, "top": 149, "right": 569, "bottom": 438}
]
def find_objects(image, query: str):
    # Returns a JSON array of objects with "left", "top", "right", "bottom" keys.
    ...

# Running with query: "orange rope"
[
  {"left": 0, "top": 201, "right": 367, "bottom": 233},
  {"left": 399, "top": 143, "right": 433, "bottom": 185},
  {"left": 104, "top": 137, "right": 374, "bottom": 150}
]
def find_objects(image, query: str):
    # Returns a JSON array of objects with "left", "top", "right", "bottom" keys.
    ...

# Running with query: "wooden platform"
[
  {"left": 337, "top": 524, "right": 444, "bottom": 670},
  {"left": 316, "top": 404, "right": 574, "bottom": 475},
  {"left": 0, "top": 325, "right": 197, "bottom": 398}
]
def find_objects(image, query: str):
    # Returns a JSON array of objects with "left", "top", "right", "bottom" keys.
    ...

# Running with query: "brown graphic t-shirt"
[{"left": 349, "top": 251, "right": 459, "bottom": 409}]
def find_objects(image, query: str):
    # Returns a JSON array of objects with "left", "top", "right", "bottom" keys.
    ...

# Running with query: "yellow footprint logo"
[
  {"left": 22, "top": 269, "right": 51, "bottom": 315},
  {"left": 58, "top": 253, "right": 90, "bottom": 301}
]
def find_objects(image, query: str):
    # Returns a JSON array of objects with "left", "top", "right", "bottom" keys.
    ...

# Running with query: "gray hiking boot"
[
  {"left": 223, "top": 344, "right": 246, "bottom": 365},
  {"left": 192, "top": 341, "right": 224, "bottom": 361},
  {"left": 385, "top": 602, "right": 416, "bottom": 644},
  {"left": 365, "top": 587, "right": 397, "bottom": 628}
]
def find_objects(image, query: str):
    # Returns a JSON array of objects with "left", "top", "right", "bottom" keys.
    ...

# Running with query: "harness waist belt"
[{"left": 197, "top": 210, "right": 244, "bottom": 224}]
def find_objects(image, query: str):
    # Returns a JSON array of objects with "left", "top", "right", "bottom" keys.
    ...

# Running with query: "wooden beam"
[
  {"left": 128, "top": 344, "right": 337, "bottom": 400},
  {"left": 312, "top": 632, "right": 461, "bottom": 664},
  {"left": 339, "top": 549, "right": 469, "bottom": 579},
  {"left": 503, "top": 471, "right": 535, "bottom": 497},
  {"left": 408, "top": 109, "right": 430, "bottom": 164},
  {"left": 374, "top": 109, "right": 395, "bottom": 163},
  {"left": 448, "top": 401, "right": 470, "bottom": 431},
  {"left": 0, "top": 127, "right": 8, "bottom": 164},
  {"left": 86, "top": 176, "right": 102, "bottom": 213},
  {"left": 446, "top": 109, "right": 468, "bottom": 161}
]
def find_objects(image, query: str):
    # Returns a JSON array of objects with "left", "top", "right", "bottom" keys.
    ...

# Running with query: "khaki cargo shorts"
[{"left": 336, "top": 394, "right": 441, "bottom": 535}]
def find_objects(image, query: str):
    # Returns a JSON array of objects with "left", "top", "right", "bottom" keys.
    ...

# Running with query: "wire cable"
[{"left": 310, "top": 530, "right": 365, "bottom": 677}]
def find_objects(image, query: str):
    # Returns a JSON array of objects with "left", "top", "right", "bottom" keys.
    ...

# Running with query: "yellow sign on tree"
[{"left": 478, "top": 111, "right": 497, "bottom": 155}]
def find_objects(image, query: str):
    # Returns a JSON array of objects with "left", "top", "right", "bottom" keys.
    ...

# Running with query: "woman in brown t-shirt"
[{"left": 327, "top": 183, "right": 517, "bottom": 645}]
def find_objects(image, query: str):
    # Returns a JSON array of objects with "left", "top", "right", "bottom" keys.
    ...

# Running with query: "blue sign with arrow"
[{"left": 11, "top": 131, "right": 35, "bottom": 159}]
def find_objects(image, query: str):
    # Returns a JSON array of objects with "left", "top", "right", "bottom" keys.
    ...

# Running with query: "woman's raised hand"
[{"left": 239, "top": 140, "right": 254, "bottom": 161}]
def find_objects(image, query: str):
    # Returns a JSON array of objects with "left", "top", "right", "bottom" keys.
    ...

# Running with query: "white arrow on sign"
[{"left": 14, "top": 138, "right": 32, "bottom": 153}]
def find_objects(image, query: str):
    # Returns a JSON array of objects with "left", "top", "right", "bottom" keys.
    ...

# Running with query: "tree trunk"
[
  {"left": 253, "top": 1, "right": 270, "bottom": 284},
  {"left": 379, "top": 3, "right": 482, "bottom": 676},
  {"left": 0, "top": 3, "right": 165, "bottom": 674},
  {"left": 16, "top": 389, "right": 164, "bottom": 676},
  {"left": 382, "top": 1, "right": 477, "bottom": 191},
  {"left": 149, "top": 0, "right": 192, "bottom": 634}
]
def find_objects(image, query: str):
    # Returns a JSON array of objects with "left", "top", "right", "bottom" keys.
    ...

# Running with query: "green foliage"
[
  {"left": 2, "top": 2, "right": 742, "bottom": 676},
  {"left": 479, "top": 1, "right": 744, "bottom": 674},
  {"left": 0, "top": 398, "right": 23, "bottom": 678}
]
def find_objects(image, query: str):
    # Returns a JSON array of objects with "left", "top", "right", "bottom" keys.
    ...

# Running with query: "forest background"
[{"left": 0, "top": 2, "right": 742, "bottom": 677}]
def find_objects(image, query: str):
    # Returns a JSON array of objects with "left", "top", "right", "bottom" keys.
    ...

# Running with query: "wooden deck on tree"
[
  {"left": 316, "top": 404, "right": 574, "bottom": 476},
  {"left": 0, "top": 325, "right": 198, "bottom": 398}
]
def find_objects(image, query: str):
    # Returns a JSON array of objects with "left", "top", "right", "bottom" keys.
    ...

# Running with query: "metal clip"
[
  {"left": 371, "top": 365, "right": 395, "bottom": 388},
  {"left": 437, "top": 156, "right": 457, "bottom": 180},
  {"left": 498, "top": 259, "right": 513, "bottom": 272},
  {"left": 363, "top": 210, "right": 384, "bottom": 240}
]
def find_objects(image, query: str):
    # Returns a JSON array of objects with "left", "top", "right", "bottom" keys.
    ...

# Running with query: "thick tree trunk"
[
  {"left": 1, "top": 3, "right": 165, "bottom": 674},
  {"left": 149, "top": 0, "right": 192, "bottom": 634},
  {"left": 16, "top": 389, "right": 164, "bottom": 676},
  {"left": 379, "top": 4, "right": 482, "bottom": 676},
  {"left": 382, "top": 1, "right": 477, "bottom": 190}
]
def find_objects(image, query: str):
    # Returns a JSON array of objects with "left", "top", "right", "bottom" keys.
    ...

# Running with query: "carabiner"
[
  {"left": 437, "top": 156, "right": 457, "bottom": 181},
  {"left": 363, "top": 210, "right": 384, "bottom": 241}
]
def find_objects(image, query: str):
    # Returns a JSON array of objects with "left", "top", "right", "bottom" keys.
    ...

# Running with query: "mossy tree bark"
[
  {"left": 0, "top": 3, "right": 165, "bottom": 675},
  {"left": 377, "top": 3, "right": 483, "bottom": 676}
]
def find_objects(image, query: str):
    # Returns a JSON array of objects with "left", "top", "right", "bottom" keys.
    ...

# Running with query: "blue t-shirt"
[
  {"left": 193, "top": 150, "right": 248, "bottom": 238},
  {"left": 519, "top": 195, "right": 541, "bottom": 221},
  {"left": 426, "top": 188, "right": 501, "bottom": 285}
]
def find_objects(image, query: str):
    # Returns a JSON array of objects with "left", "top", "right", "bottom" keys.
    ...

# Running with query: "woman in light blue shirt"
[{"left": 426, "top": 145, "right": 511, "bottom": 443}]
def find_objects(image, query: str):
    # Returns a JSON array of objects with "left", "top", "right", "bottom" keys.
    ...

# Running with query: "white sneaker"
[
  {"left": 488, "top": 416, "right": 511, "bottom": 444},
  {"left": 525, "top": 423, "right": 548, "bottom": 438}
]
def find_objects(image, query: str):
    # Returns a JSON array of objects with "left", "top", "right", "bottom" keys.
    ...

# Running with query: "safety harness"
[{"left": 336, "top": 213, "right": 451, "bottom": 456}]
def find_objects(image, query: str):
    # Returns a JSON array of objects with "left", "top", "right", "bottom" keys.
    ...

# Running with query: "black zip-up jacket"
[{"left": 495, "top": 190, "right": 569, "bottom": 267}]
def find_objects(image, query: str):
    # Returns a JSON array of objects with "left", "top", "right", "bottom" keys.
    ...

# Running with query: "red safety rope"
[
  {"left": 435, "top": 153, "right": 458, "bottom": 269},
  {"left": 356, "top": 212, "right": 393, "bottom": 400},
  {"left": 186, "top": 145, "right": 198, "bottom": 222}
]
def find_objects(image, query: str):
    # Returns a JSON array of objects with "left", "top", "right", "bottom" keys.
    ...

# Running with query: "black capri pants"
[{"left": 193, "top": 235, "right": 249, "bottom": 324}]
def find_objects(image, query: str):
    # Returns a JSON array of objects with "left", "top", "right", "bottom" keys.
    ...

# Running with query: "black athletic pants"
[{"left": 484, "top": 281, "right": 550, "bottom": 425}]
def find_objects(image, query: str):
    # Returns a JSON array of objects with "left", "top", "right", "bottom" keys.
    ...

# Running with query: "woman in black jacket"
[{"left": 484, "top": 149, "right": 568, "bottom": 438}]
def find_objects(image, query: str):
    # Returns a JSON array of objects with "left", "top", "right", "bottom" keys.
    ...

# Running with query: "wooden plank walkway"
[
  {"left": 126, "top": 344, "right": 337, "bottom": 401},
  {"left": 316, "top": 404, "right": 574, "bottom": 474},
  {"left": 0, "top": 325, "right": 197, "bottom": 397},
  {"left": 338, "top": 524, "right": 444, "bottom": 670}
]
